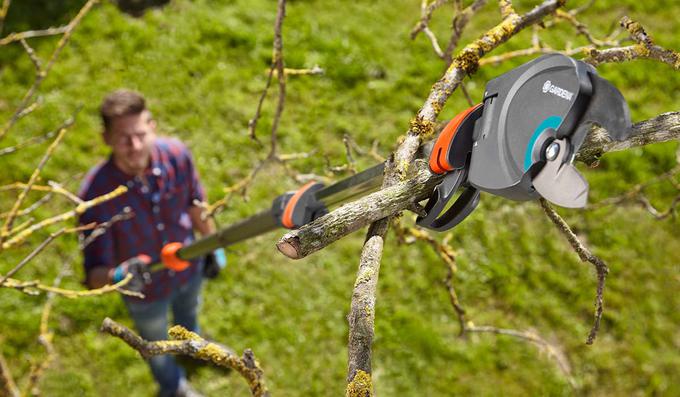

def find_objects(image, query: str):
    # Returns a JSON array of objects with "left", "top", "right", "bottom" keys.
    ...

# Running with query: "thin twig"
[
  {"left": 1, "top": 185, "right": 128, "bottom": 251},
  {"left": 589, "top": 161, "right": 680, "bottom": 218},
  {"left": 0, "top": 228, "right": 67, "bottom": 285},
  {"left": 206, "top": 159, "right": 269, "bottom": 217},
  {"left": 1, "top": 272, "right": 142, "bottom": 298},
  {"left": 0, "top": 25, "right": 69, "bottom": 46},
  {"left": 479, "top": 45, "right": 590, "bottom": 66},
  {"left": 0, "top": 181, "right": 82, "bottom": 204},
  {"left": 18, "top": 38, "right": 42, "bottom": 70},
  {"left": 248, "top": 65, "right": 275, "bottom": 145},
  {"left": 0, "top": 0, "right": 10, "bottom": 36},
  {"left": 466, "top": 325, "right": 574, "bottom": 386},
  {"left": 539, "top": 199, "right": 608, "bottom": 345},
  {"left": 423, "top": 26, "right": 445, "bottom": 58},
  {"left": 0, "top": 126, "right": 55, "bottom": 157},
  {"left": 47, "top": 181, "right": 83, "bottom": 204},
  {"left": 79, "top": 206, "right": 135, "bottom": 249},
  {"left": 267, "top": 0, "right": 287, "bottom": 159},
  {"left": 392, "top": 220, "right": 575, "bottom": 385},
  {"left": 0, "top": 0, "right": 98, "bottom": 141},
  {"left": 272, "top": 65, "right": 324, "bottom": 77},
  {"left": 499, "top": 0, "right": 517, "bottom": 19},
  {"left": 459, "top": 81, "right": 475, "bottom": 106},
  {"left": 0, "top": 192, "right": 53, "bottom": 220},
  {"left": 554, "top": 9, "right": 619, "bottom": 47},
  {"left": 586, "top": 16, "right": 680, "bottom": 69},
  {"left": 443, "top": 0, "right": 488, "bottom": 64},
  {"left": 0, "top": 115, "right": 76, "bottom": 244},
  {"left": 410, "top": 0, "right": 451, "bottom": 39},
  {"left": 342, "top": 134, "right": 357, "bottom": 175},
  {"left": 0, "top": 350, "right": 19, "bottom": 397},
  {"left": 22, "top": 259, "right": 72, "bottom": 396}
]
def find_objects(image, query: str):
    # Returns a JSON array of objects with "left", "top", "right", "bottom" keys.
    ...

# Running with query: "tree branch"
[
  {"left": 0, "top": 0, "right": 98, "bottom": 141},
  {"left": 586, "top": 16, "right": 680, "bottom": 69},
  {"left": 1, "top": 185, "right": 127, "bottom": 250},
  {"left": 577, "top": 111, "right": 680, "bottom": 166},
  {"left": 539, "top": 199, "right": 608, "bottom": 345},
  {"left": 345, "top": 220, "right": 387, "bottom": 396},
  {"left": 443, "top": 0, "right": 488, "bottom": 64},
  {"left": 22, "top": 258, "right": 72, "bottom": 396},
  {"left": 0, "top": 25, "right": 69, "bottom": 46},
  {"left": 101, "top": 318, "right": 269, "bottom": 397},
  {"left": 0, "top": 350, "right": 18, "bottom": 397},
  {"left": 0, "top": 115, "right": 75, "bottom": 245},
  {"left": 276, "top": 161, "right": 442, "bottom": 259},
  {"left": 1, "top": 272, "right": 141, "bottom": 298},
  {"left": 0, "top": 0, "right": 10, "bottom": 36}
]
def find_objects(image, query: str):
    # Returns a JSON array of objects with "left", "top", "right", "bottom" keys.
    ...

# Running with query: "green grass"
[{"left": 1, "top": 0, "right": 679, "bottom": 395}]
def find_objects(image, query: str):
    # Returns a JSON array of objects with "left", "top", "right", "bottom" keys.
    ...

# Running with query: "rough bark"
[
  {"left": 276, "top": 165, "right": 443, "bottom": 259},
  {"left": 101, "top": 318, "right": 269, "bottom": 397},
  {"left": 577, "top": 111, "right": 680, "bottom": 165},
  {"left": 345, "top": 220, "right": 388, "bottom": 397}
]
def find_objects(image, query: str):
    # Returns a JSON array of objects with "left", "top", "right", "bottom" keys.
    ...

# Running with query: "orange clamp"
[
  {"left": 429, "top": 104, "right": 483, "bottom": 174},
  {"left": 281, "top": 181, "right": 318, "bottom": 229},
  {"left": 161, "top": 242, "right": 191, "bottom": 271}
]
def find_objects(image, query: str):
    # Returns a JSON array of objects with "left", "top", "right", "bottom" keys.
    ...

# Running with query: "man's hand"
[
  {"left": 108, "top": 255, "right": 152, "bottom": 293},
  {"left": 203, "top": 248, "right": 227, "bottom": 279}
]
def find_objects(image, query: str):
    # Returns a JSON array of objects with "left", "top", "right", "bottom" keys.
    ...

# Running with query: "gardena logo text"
[{"left": 542, "top": 80, "right": 574, "bottom": 101}]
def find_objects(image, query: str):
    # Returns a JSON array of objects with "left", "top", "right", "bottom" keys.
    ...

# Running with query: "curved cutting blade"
[{"left": 532, "top": 138, "right": 588, "bottom": 208}]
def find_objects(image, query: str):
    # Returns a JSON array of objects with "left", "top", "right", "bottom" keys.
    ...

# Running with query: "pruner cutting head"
[
  {"left": 417, "top": 54, "right": 632, "bottom": 232},
  {"left": 416, "top": 104, "right": 483, "bottom": 231},
  {"left": 467, "top": 53, "right": 632, "bottom": 208}
]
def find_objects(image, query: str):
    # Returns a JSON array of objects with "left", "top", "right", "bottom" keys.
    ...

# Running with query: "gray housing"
[{"left": 467, "top": 53, "right": 630, "bottom": 201}]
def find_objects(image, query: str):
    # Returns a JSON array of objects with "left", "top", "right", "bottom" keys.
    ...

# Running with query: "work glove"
[
  {"left": 203, "top": 248, "right": 227, "bottom": 279},
  {"left": 109, "top": 255, "right": 152, "bottom": 293}
]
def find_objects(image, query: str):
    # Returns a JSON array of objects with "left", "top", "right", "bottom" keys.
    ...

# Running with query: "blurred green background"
[{"left": 0, "top": 0, "right": 678, "bottom": 395}]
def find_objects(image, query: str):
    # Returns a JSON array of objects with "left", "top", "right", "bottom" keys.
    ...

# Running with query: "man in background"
[{"left": 79, "top": 89, "right": 225, "bottom": 397}]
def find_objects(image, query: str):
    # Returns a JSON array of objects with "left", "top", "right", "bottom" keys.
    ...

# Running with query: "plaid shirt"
[{"left": 79, "top": 137, "right": 205, "bottom": 302}]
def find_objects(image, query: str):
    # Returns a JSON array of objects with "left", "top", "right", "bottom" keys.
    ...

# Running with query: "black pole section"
[{"left": 176, "top": 209, "right": 278, "bottom": 261}]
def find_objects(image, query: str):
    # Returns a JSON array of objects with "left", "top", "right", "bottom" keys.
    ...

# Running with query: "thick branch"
[
  {"left": 345, "top": 220, "right": 388, "bottom": 396},
  {"left": 577, "top": 111, "right": 680, "bottom": 165},
  {"left": 101, "top": 318, "right": 269, "bottom": 397},
  {"left": 278, "top": 112, "right": 679, "bottom": 260},
  {"left": 277, "top": 163, "right": 442, "bottom": 259}
]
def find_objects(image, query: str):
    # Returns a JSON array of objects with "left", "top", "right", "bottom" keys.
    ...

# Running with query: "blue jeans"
[{"left": 124, "top": 270, "right": 203, "bottom": 397}]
